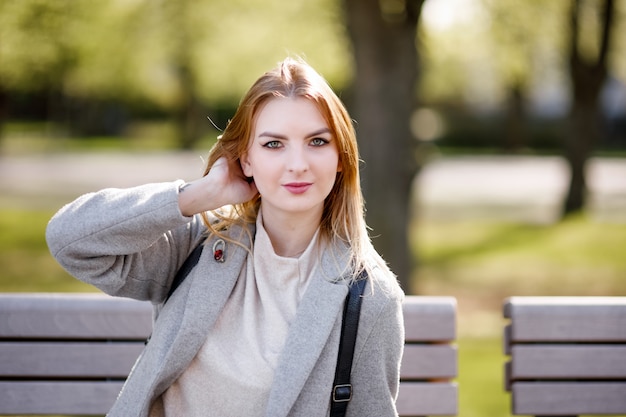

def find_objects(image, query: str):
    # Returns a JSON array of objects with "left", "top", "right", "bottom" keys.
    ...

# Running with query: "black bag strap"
[
  {"left": 164, "top": 243, "right": 204, "bottom": 304},
  {"left": 330, "top": 272, "right": 368, "bottom": 417},
  {"left": 145, "top": 243, "right": 203, "bottom": 345}
]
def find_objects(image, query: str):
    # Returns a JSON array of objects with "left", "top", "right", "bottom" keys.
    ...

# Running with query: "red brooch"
[{"left": 213, "top": 239, "right": 225, "bottom": 263}]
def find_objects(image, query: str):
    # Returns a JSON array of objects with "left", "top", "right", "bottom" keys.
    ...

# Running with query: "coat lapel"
[
  {"left": 265, "top": 242, "right": 352, "bottom": 417},
  {"left": 153, "top": 224, "right": 251, "bottom": 393}
]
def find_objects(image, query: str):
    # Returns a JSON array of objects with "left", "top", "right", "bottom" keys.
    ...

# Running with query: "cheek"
[
  {"left": 244, "top": 155, "right": 274, "bottom": 189},
  {"left": 327, "top": 152, "right": 341, "bottom": 174}
]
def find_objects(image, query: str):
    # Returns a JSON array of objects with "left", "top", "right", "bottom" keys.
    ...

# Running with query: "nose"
[{"left": 286, "top": 144, "right": 309, "bottom": 173}]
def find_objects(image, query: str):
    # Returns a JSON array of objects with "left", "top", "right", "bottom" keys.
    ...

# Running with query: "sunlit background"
[{"left": 1, "top": 0, "right": 625, "bottom": 416}]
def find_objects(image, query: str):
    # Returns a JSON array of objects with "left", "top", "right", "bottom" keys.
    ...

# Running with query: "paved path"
[
  {"left": 0, "top": 152, "right": 208, "bottom": 209},
  {"left": 414, "top": 155, "right": 626, "bottom": 223},
  {"left": 1, "top": 152, "right": 625, "bottom": 222}
]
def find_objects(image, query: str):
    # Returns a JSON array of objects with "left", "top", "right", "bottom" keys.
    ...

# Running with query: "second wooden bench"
[{"left": 504, "top": 296, "right": 626, "bottom": 416}]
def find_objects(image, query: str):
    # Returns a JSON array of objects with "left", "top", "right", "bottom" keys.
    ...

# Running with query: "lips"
[{"left": 283, "top": 182, "right": 312, "bottom": 194}]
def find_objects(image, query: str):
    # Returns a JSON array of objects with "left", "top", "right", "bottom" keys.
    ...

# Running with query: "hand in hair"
[{"left": 177, "top": 156, "right": 258, "bottom": 217}]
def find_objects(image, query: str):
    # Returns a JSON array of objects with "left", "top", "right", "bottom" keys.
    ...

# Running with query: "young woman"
[{"left": 46, "top": 57, "right": 405, "bottom": 417}]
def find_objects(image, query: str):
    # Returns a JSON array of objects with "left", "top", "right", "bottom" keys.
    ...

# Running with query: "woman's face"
[{"left": 241, "top": 97, "right": 341, "bottom": 220}]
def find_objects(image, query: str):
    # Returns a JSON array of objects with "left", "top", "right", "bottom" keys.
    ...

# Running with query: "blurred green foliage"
[
  {"left": 0, "top": 120, "right": 216, "bottom": 154},
  {"left": 0, "top": 0, "right": 351, "bottom": 108},
  {"left": 2, "top": 1, "right": 625, "bottom": 151}
]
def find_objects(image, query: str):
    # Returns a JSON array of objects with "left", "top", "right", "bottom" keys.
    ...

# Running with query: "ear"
[
  {"left": 240, "top": 153, "right": 253, "bottom": 177},
  {"left": 336, "top": 158, "right": 343, "bottom": 173}
]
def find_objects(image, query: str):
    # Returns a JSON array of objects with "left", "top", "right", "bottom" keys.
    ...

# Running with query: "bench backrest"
[
  {"left": 397, "top": 295, "right": 457, "bottom": 416},
  {"left": 0, "top": 293, "right": 457, "bottom": 416},
  {"left": 504, "top": 296, "right": 626, "bottom": 416},
  {"left": 0, "top": 294, "right": 150, "bottom": 415}
]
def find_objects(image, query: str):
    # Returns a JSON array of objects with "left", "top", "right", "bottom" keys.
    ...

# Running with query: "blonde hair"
[{"left": 201, "top": 57, "right": 387, "bottom": 280}]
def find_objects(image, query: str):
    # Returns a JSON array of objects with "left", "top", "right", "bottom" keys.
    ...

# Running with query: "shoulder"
[
  {"left": 364, "top": 245, "right": 404, "bottom": 304},
  {"left": 358, "top": 256, "right": 404, "bottom": 333},
  {"left": 368, "top": 265, "right": 403, "bottom": 301},
  {"left": 354, "top": 261, "right": 405, "bottom": 367}
]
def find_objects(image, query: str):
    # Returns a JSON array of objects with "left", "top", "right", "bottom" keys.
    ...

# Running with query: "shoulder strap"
[
  {"left": 330, "top": 272, "right": 368, "bottom": 417},
  {"left": 145, "top": 243, "right": 204, "bottom": 345},
  {"left": 164, "top": 243, "right": 204, "bottom": 304}
]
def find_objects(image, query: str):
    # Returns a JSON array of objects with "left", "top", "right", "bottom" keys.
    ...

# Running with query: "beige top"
[{"left": 161, "top": 213, "right": 320, "bottom": 416}]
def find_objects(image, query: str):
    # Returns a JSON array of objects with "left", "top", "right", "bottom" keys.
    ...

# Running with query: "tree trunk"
[
  {"left": 563, "top": 0, "right": 615, "bottom": 215},
  {"left": 342, "top": 0, "right": 424, "bottom": 293},
  {"left": 504, "top": 83, "right": 526, "bottom": 153},
  {"left": 0, "top": 86, "right": 7, "bottom": 152},
  {"left": 176, "top": 63, "right": 205, "bottom": 150},
  {"left": 168, "top": 0, "right": 204, "bottom": 150}
]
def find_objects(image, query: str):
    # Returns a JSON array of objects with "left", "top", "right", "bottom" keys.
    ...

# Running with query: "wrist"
[
  {"left": 178, "top": 182, "right": 192, "bottom": 193},
  {"left": 177, "top": 179, "right": 222, "bottom": 217},
  {"left": 177, "top": 181, "right": 201, "bottom": 217}
]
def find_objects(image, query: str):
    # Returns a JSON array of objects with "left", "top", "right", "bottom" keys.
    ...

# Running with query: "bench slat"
[
  {"left": 0, "top": 380, "right": 453, "bottom": 416},
  {"left": 397, "top": 382, "right": 458, "bottom": 416},
  {"left": 403, "top": 296, "right": 456, "bottom": 342},
  {"left": 0, "top": 342, "right": 144, "bottom": 378},
  {"left": 401, "top": 344, "right": 457, "bottom": 379},
  {"left": 0, "top": 381, "right": 123, "bottom": 415},
  {"left": 504, "top": 296, "right": 626, "bottom": 342},
  {"left": 0, "top": 293, "right": 152, "bottom": 339},
  {"left": 510, "top": 345, "right": 626, "bottom": 379},
  {"left": 512, "top": 382, "right": 626, "bottom": 415}
]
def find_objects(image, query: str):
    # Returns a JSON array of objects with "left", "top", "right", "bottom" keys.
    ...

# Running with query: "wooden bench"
[
  {"left": 504, "top": 296, "right": 626, "bottom": 416},
  {"left": 0, "top": 293, "right": 457, "bottom": 416}
]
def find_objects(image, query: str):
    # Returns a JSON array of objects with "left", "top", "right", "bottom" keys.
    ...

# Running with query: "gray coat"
[{"left": 46, "top": 181, "right": 405, "bottom": 417}]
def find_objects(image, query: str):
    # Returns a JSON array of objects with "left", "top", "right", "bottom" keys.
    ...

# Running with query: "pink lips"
[{"left": 283, "top": 182, "right": 312, "bottom": 194}]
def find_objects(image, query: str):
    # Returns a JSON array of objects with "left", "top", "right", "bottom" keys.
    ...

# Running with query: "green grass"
[
  {"left": 0, "top": 209, "right": 95, "bottom": 292},
  {"left": 412, "top": 213, "right": 626, "bottom": 331},
  {"left": 458, "top": 337, "right": 510, "bottom": 417}
]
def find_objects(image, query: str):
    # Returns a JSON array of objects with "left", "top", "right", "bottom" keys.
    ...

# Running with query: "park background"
[{"left": 1, "top": 0, "right": 625, "bottom": 416}]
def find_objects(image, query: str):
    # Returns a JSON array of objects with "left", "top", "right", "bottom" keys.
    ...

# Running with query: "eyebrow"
[{"left": 258, "top": 127, "right": 332, "bottom": 140}]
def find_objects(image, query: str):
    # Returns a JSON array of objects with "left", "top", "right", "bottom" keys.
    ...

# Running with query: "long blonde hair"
[{"left": 201, "top": 57, "right": 386, "bottom": 279}]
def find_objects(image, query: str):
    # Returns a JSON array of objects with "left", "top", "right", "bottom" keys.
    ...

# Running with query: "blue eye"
[
  {"left": 263, "top": 140, "right": 281, "bottom": 149},
  {"left": 311, "top": 138, "right": 329, "bottom": 146}
]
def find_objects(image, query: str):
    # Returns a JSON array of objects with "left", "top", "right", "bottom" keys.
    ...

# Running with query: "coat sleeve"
[
  {"left": 45, "top": 181, "right": 206, "bottom": 302},
  {"left": 346, "top": 284, "right": 405, "bottom": 417}
]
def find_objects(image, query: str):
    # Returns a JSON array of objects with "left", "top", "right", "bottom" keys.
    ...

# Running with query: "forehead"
[{"left": 253, "top": 97, "right": 329, "bottom": 133}]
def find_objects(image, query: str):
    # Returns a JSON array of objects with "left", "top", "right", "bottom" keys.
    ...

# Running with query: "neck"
[{"left": 260, "top": 206, "right": 322, "bottom": 258}]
